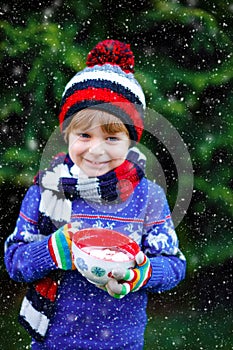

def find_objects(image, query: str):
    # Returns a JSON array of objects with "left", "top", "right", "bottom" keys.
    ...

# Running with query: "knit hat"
[{"left": 58, "top": 39, "right": 146, "bottom": 142}]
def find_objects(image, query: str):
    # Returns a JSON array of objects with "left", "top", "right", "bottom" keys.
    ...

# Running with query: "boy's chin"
[
  {"left": 79, "top": 160, "right": 126, "bottom": 177},
  {"left": 79, "top": 165, "right": 110, "bottom": 178}
]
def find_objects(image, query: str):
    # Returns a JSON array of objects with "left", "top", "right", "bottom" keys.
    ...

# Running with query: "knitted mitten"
[
  {"left": 48, "top": 223, "right": 76, "bottom": 270},
  {"left": 106, "top": 251, "right": 152, "bottom": 299}
]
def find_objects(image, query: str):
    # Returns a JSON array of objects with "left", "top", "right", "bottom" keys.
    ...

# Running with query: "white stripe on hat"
[{"left": 63, "top": 65, "right": 146, "bottom": 109}]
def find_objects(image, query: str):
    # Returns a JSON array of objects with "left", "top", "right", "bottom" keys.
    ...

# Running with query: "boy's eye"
[
  {"left": 78, "top": 133, "right": 90, "bottom": 139},
  {"left": 107, "top": 136, "right": 119, "bottom": 142}
]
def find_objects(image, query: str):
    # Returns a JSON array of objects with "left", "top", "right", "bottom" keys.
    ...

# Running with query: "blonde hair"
[{"left": 64, "top": 109, "right": 129, "bottom": 143}]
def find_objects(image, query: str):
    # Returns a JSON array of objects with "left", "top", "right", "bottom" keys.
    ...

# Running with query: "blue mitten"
[{"left": 105, "top": 251, "right": 152, "bottom": 299}]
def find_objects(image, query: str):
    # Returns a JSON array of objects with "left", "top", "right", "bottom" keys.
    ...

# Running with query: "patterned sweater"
[{"left": 4, "top": 166, "right": 186, "bottom": 350}]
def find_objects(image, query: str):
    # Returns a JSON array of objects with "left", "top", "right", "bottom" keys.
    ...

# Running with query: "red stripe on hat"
[{"left": 59, "top": 88, "right": 143, "bottom": 140}]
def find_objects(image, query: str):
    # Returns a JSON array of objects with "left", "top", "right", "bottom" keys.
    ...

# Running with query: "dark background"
[{"left": 0, "top": 1, "right": 232, "bottom": 349}]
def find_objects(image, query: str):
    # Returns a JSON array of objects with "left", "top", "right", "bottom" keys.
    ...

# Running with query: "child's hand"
[
  {"left": 105, "top": 251, "right": 152, "bottom": 299},
  {"left": 48, "top": 223, "right": 76, "bottom": 270}
]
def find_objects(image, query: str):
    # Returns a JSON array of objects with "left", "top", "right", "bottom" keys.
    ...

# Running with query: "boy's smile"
[
  {"left": 81, "top": 158, "right": 111, "bottom": 172},
  {"left": 68, "top": 124, "right": 130, "bottom": 177}
]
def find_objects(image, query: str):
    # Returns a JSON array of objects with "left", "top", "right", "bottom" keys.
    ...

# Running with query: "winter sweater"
[{"left": 4, "top": 155, "right": 186, "bottom": 350}]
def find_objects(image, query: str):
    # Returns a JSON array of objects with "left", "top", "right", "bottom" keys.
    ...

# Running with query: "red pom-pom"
[{"left": 86, "top": 39, "right": 135, "bottom": 73}]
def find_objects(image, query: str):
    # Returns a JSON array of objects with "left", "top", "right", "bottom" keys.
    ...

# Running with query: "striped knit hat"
[{"left": 58, "top": 39, "right": 146, "bottom": 142}]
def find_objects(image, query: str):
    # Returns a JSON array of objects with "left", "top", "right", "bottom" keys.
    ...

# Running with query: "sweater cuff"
[
  {"left": 144, "top": 256, "right": 165, "bottom": 289},
  {"left": 27, "top": 236, "right": 57, "bottom": 273}
]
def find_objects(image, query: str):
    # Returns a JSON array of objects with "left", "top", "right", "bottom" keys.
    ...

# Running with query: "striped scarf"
[
  {"left": 38, "top": 147, "right": 146, "bottom": 203},
  {"left": 34, "top": 147, "right": 146, "bottom": 226},
  {"left": 60, "top": 154, "right": 145, "bottom": 203}
]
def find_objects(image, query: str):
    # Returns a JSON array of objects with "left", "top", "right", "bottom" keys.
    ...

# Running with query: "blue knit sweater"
[{"left": 5, "top": 173, "right": 186, "bottom": 349}]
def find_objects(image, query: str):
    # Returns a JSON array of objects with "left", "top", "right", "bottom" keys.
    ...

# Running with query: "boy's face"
[{"left": 68, "top": 123, "right": 130, "bottom": 177}]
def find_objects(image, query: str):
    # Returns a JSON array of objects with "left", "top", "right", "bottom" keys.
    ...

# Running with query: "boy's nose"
[{"left": 88, "top": 140, "right": 105, "bottom": 155}]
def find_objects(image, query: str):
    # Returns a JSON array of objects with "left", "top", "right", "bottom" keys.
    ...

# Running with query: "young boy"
[{"left": 4, "top": 40, "right": 186, "bottom": 350}]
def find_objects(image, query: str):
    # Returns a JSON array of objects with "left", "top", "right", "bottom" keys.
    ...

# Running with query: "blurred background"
[{"left": 0, "top": 0, "right": 232, "bottom": 349}]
